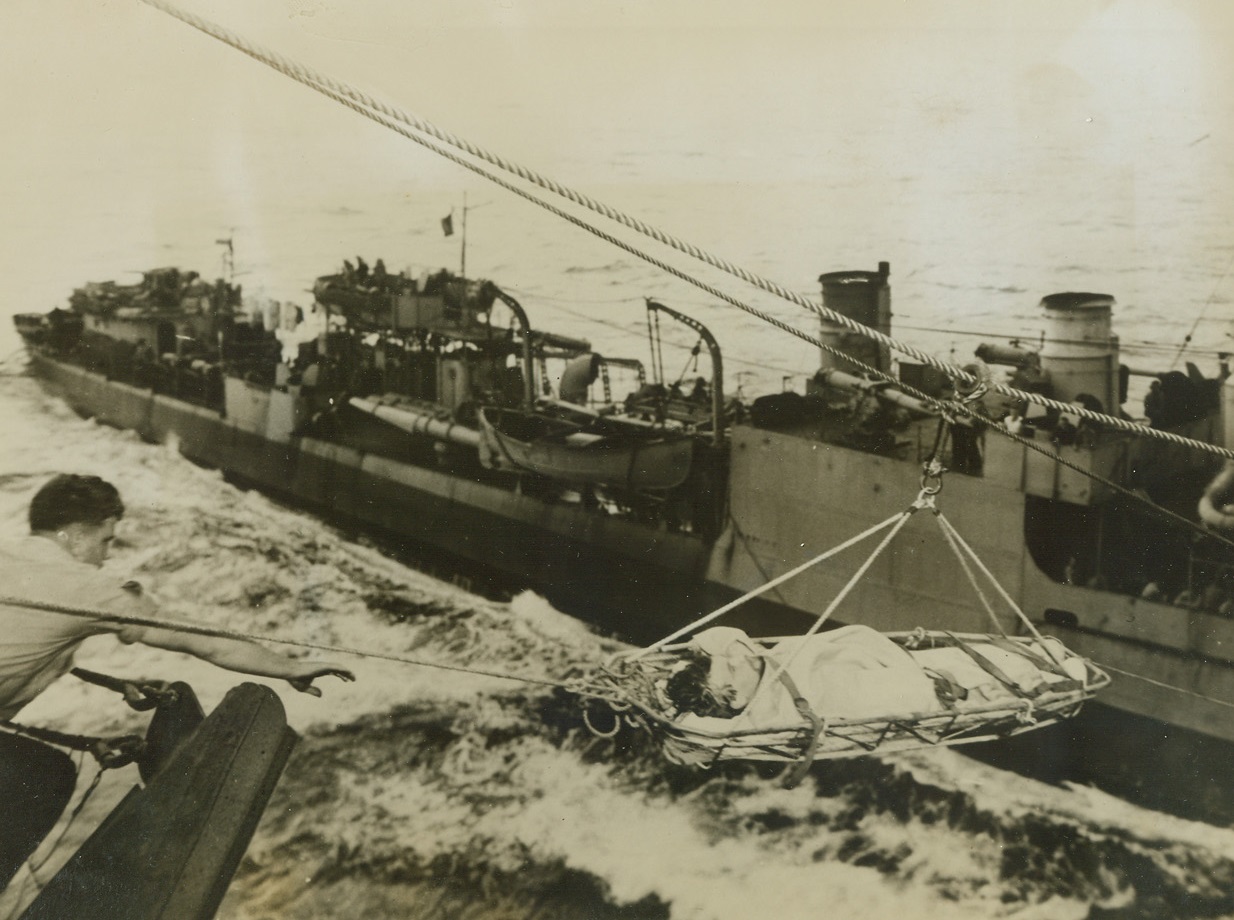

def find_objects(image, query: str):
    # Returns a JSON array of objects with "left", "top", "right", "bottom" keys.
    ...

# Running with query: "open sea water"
[{"left": 2, "top": 2, "right": 1234, "bottom": 917}]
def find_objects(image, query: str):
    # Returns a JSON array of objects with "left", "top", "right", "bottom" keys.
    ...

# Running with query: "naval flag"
[{"left": 441, "top": 213, "right": 454, "bottom": 237}]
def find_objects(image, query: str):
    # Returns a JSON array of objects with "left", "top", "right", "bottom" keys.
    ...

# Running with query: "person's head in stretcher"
[{"left": 664, "top": 644, "right": 757, "bottom": 718}]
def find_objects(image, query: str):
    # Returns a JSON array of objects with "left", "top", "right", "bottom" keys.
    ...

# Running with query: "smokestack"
[
  {"left": 1037, "top": 292, "right": 1120, "bottom": 414},
  {"left": 817, "top": 262, "right": 891, "bottom": 374}
]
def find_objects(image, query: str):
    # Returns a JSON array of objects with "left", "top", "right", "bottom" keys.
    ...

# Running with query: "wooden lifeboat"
[{"left": 478, "top": 406, "right": 694, "bottom": 490}]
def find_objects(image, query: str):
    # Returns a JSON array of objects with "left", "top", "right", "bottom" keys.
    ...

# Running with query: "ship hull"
[
  {"left": 27, "top": 356, "right": 1234, "bottom": 748},
  {"left": 29, "top": 357, "right": 769, "bottom": 643}
]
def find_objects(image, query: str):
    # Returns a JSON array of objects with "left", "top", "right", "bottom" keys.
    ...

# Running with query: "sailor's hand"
[
  {"left": 287, "top": 663, "right": 356, "bottom": 697},
  {"left": 121, "top": 679, "right": 171, "bottom": 710}
]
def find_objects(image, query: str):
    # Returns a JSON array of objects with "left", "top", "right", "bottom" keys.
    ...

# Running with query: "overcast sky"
[
  {"left": 4, "top": 0, "right": 1231, "bottom": 176},
  {"left": 1, "top": 0, "right": 1231, "bottom": 326}
]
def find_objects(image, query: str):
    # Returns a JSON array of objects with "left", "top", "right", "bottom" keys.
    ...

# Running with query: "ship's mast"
[
  {"left": 457, "top": 194, "right": 490, "bottom": 279},
  {"left": 216, "top": 234, "right": 235, "bottom": 284}
]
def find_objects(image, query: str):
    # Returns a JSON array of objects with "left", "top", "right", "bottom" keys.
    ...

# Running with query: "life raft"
[{"left": 582, "top": 630, "right": 1109, "bottom": 783}]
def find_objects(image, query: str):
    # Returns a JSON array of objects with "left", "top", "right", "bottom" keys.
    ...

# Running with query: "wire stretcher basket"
[
  {"left": 581, "top": 630, "right": 1111, "bottom": 771},
  {"left": 574, "top": 472, "right": 1113, "bottom": 785}
]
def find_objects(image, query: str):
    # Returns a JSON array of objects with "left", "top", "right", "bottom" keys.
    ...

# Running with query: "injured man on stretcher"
[{"left": 662, "top": 625, "right": 1089, "bottom": 733}]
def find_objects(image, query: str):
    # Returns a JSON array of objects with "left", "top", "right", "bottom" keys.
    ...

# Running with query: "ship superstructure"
[{"left": 14, "top": 256, "right": 1234, "bottom": 751}]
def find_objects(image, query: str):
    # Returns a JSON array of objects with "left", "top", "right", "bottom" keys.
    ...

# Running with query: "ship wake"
[{"left": 226, "top": 686, "right": 1234, "bottom": 920}]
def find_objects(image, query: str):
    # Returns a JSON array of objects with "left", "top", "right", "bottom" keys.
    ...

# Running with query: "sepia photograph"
[{"left": 1, "top": 1, "right": 1233, "bottom": 917}]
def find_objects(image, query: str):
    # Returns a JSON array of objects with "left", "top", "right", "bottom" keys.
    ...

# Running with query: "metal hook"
[{"left": 919, "top": 457, "right": 946, "bottom": 495}]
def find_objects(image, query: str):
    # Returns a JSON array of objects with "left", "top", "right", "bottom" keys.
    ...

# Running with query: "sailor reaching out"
[{"left": 0, "top": 473, "right": 354, "bottom": 887}]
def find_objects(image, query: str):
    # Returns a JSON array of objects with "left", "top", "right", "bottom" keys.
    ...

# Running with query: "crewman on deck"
[{"left": 0, "top": 474, "right": 355, "bottom": 888}]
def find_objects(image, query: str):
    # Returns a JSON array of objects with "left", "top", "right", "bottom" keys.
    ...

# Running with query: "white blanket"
[{"left": 679, "top": 625, "right": 942, "bottom": 733}]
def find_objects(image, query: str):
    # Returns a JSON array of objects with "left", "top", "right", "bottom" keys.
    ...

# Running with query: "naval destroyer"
[{"left": 14, "top": 258, "right": 1234, "bottom": 786}]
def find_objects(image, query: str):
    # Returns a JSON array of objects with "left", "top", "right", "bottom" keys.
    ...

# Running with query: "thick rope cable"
[
  {"left": 220, "top": 63, "right": 1234, "bottom": 466},
  {"left": 636, "top": 510, "right": 907, "bottom": 657},
  {"left": 139, "top": 0, "right": 1234, "bottom": 463},
  {"left": 0, "top": 595, "right": 568, "bottom": 691}
]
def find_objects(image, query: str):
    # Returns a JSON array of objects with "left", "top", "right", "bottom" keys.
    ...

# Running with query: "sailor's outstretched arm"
[{"left": 123, "top": 625, "right": 356, "bottom": 697}]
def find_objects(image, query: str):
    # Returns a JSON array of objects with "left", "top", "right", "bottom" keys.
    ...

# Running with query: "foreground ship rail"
[{"left": 4, "top": 671, "right": 296, "bottom": 920}]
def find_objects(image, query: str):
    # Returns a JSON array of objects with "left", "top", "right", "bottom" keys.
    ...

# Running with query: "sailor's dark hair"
[
  {"left": 664, "top": 648, "right": 728, "bottom": 718},
  {"left": 29, "top": 474, "right": 125, "bottom": 533}
]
